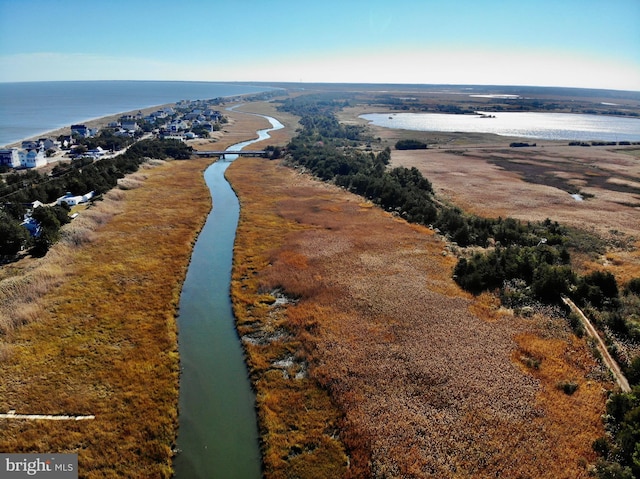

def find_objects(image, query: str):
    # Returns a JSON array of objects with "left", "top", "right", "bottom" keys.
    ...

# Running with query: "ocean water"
[
  {"left": 0, "top": 81, "right": 273, "bottom": 146},
  {"left": 361, "top": 111, "right": 640, "bottom": 142}
]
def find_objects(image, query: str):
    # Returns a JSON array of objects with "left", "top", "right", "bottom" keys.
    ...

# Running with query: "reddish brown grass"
[{"left": 228, "top": 157, "right": 611, "bottom": 478}]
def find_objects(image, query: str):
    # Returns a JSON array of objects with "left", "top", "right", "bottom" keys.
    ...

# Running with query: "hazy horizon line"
[{"left": 1, "top": 79, "right": 639, "bottom": 94}]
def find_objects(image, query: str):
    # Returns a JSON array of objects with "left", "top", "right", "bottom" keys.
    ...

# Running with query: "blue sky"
[{"left": 1, "top": 0, "right": 638, "bottom": 90}]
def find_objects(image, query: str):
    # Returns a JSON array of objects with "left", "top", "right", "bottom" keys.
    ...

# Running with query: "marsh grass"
[
  {"left": 228, "top": 160, "right": 349, "bottom": 478},
  {"left": 228, "top": 157, "right": 610, "bottom": 478},
  {"left": 0, "top": 157, "right": 213, "bottom": 477}
]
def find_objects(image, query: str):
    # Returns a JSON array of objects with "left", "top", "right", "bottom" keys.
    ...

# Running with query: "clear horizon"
[{"left": 1, "top": 0, "right": 639, "bottom": 91}]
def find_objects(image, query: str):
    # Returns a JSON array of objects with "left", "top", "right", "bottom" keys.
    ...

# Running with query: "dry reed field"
[
  {"left": 0, "top": 157, "right": 216, "bottom": 477},
  {"left": 0, "top": 100, "right": 290, "bottom": 477},
  {"left": 227, "top": 157, "right": 611, "bottom": 478},
  {"left": 345, "top": 104, "right": 640, "bottom": 283},
  {"left": 389, "top": 144, "right": 640, "bottom": 282}
]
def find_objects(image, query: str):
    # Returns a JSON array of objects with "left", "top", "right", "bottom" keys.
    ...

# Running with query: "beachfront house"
[
  {"left": 21, "top": 138, "right": 58, "bottom": 154},
  {"left": 0, "top": 148, "right": 23, "bottom": 168},
  {"left": 0, "top": 146, "right": 46, "bottom": 169},
  {"left": 23, "top": 148, "right": 46, "bottom": 168},
  {"left": 121, "top": 120, "right": 139, "bottom": 132},
  {"left": 70, "top": 124, "right": 97, "bottom": 138},
  {"left": 58, "top": 135, "right": 74, "bottom": 149},
  {"left": 21, "top": 140, "right": 40, "bottom": 150}
]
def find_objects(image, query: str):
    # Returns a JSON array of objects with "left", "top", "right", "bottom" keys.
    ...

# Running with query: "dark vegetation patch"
[
  {"left": 395, "top": 139, "right": 428, "bottom": 150},
  {"left": 484, "top": 153, "right": 640, "bottom": 197}
]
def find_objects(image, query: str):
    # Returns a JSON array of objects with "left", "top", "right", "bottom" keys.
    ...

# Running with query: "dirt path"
[{"left": 562, "top": 296, "right": 631, "bottom": 393}]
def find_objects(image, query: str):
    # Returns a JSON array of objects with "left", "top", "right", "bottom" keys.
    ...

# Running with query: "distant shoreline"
[
  {"left": 1, "top": 102, "right": 176, "bottom": 149},
  {"left": 0, "top": 81, "right": 277, "bottom": 148}
]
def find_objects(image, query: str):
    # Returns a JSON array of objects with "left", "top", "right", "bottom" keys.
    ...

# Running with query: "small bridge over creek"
[{"left": 194, "top": 150, "right": 266, "bottom": 159}]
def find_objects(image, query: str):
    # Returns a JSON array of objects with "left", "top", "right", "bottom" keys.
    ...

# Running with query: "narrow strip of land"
[{"left": 562, "top": 296, "right": 631, "bottom": 392}]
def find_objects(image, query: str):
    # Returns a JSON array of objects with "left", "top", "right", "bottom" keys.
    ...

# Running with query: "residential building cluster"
[
  {"left": 0, "top": 140, "right": 50, "bottom": 169},
  {"left": 0, "top": 99, "right": 225, "bottom": 171}
]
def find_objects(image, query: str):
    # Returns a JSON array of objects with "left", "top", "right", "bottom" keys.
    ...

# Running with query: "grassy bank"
[
  {"left": 0, "top": 104, "right": 272, "bottom": 476},
  {"left": 0, "top": 157, "right": 212, "bottom": 477}
]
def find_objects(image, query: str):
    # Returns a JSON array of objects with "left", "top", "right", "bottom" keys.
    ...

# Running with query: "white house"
[
  {"left": 23, "top": 148, "right": 46, "bottom": 168},
  {"left": 0, "top": 148, "right": 22, "bottom": 168},
  {"left": 0, "top": 147, "right": 47, "bottom": 169},
  {"left": 121, "top": 120, "right": 139, "bottom": 132},
  {"left": 56, "top": 191, "right": 95, "bottom": 207}
]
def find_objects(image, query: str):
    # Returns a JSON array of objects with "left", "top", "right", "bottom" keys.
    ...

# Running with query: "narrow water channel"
[{"left": 173, "top": 111, "right": 284, "bottom": 478}]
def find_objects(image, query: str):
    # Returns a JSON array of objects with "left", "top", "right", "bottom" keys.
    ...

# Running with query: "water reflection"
[{"left": 361, "top": 112, "right": 640, "bottom": 142}]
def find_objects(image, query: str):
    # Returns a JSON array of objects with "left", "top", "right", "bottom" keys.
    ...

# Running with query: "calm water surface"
[
  {"left": 173, "top": 112, "right": 283, "bottom": 479},
  {"left": 0, "top": 81, "right": 272, "bottom": 146},
  {"left": 361, "top": 111, "right": 640, "bottom": 142}
]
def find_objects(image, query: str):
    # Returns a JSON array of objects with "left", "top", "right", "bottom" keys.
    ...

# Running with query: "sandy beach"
[{"left": 2, "top": 103, "right": 177, "bottom": 149}]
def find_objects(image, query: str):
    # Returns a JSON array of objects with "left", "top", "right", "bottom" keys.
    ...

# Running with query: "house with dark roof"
[
  {"left": 0, "top": 148, "right": 22, "bottom": 168},
  {"left": 70, "top": 124, "right": 97, "bottom": 138}
]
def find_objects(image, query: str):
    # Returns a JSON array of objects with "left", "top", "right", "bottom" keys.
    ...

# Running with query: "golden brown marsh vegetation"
[
  {"left": 0, "top": 157, "right": 213, "bottom": 477},
  {"left": 0, "top": 100, "right": 291, "bottom": 477},
  {"left": 228, "top": 157, "right": 610, "bottom": 478}
]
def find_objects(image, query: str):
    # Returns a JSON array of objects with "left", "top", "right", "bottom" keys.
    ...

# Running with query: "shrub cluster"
[
  {"left": 593, "top": 386, "right": 640, "bottom": 479},
  {"left": 287, "top": 120, "right": 438, "bottom": 225},
  {"left": 395, "top": 139, "right": 428, "bottom": 150},
  {"left": 454, "top": 244, "right": 573, "bottom": 300}
]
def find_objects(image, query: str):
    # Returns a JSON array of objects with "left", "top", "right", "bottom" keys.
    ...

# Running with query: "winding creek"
[{"left": 173, "top": 110, "right": 284, "bottom": 478}]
